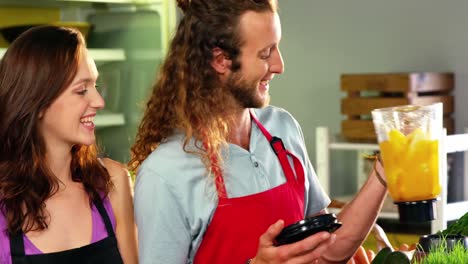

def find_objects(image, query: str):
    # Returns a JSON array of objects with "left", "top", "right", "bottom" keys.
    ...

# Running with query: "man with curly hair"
[{"left": 130, "top": 0, "right": 387, "bottom": 263}]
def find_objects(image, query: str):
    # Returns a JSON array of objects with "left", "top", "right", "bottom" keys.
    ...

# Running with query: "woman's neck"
[{"left": 45, "top": 144, "right": 73, "bottom": 185}]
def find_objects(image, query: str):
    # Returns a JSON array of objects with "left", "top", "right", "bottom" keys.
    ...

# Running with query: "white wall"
[{"left": 271, "top": 0, "right": 468, "bottom": 196}]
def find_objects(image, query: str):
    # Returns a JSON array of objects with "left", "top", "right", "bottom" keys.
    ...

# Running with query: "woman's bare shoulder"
[
  {"left": 100, "top": 159, "right": 137, "bottom": 263},
  {"left": 100, "top": 158, "right": 128, "bottom": 179},
  {"left": 100, "top": 158, "right": 132, "bottom": 193},
  {"left": 100, "top": 158, "right": 133, "bottom": 202}
]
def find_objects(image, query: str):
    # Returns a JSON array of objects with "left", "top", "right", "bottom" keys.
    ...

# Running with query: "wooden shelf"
[
  {"left": 126, "top": 49, "right": 164, "bottom": 61},
  {"left": 57, "top": 0, "right": 162, "bottom": 4},
  {"left": 88, "top": 48, "right": 126, "bottom": 62},
  {"left": 95, "top": 112, "right": 125, "bottom": 128},
  {"left": 0, "top": 48, "right": 125, "bottom": 62},
  {"left": 329, "top": 141, "right": 379, "bottom": 151}
]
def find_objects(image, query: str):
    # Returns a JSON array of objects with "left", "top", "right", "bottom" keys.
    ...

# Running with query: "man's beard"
[{"left": 226, "top": 72, "right": 270, "bottom": 109}]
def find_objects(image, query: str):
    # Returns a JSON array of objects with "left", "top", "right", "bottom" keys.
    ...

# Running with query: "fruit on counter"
[
  {"left": 354, "top": 246, "right": 370, "bottom": 264},
  {"left": 348, "top": 245, "right": 416, "bottom": 264},
  {"left": 347, "top": 246, "right": 371, "bottom": 264},
  {"left": 366, "top": 249, "right": 376, "bottom": 262},
  {"left": 396, "top": 243, "right": 409, "bottom": 251},
  {"left": 379, "top": 128, "right": 440, "bottom": 202}
]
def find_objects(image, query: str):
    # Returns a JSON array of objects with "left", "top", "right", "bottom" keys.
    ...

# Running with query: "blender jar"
[{"left": 371, "top": 103, "right": 443, "bottom": 222}]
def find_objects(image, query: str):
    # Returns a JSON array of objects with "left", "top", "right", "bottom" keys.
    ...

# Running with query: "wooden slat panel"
[
  {"left": 341, "top": 95, "right": 454, "bottom": 116},
  {"left": 341, "top": 72, "right": 454, "bottom": 92},
  {"left": 444, "top": 118, "right": 455, "bottom": 135},
  {"left": 341, "top": 74, "right": 410, "bottom": 92},
  {"left": 341, "top": 120, "right": 377, "bottom": 141},
  {"left": 342, "top": 98, "right": 410, "bottom": 116},
  {"left": 409, "top": 73, "right": 454, "bottom": 93}
]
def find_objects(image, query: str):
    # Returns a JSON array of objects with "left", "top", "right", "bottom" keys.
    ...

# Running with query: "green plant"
[
  {"left": 412, "top": 239, "right": 468, "bottom": 264},
  {"left": 440, "top": 212, "right": 468, "bottom": 236}
]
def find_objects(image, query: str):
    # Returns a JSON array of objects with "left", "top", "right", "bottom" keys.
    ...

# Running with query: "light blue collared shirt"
[{"left": 134, "top": 106, "right": 331, "bottom": 263}]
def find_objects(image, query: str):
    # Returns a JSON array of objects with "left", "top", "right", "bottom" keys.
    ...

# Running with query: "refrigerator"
[
  {"left": 0, "top": 0, "right": 175, "bottom": 163},
  {"left": 83, "top": 1, "right": 176, "bottom": 163},
  {"left": 0, "top": 1, "right": 174, "bottom": 163}
]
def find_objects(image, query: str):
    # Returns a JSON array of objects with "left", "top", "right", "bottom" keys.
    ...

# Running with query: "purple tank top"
[{"left": 0, "top": 197, "right": 116, "bottom": 264}]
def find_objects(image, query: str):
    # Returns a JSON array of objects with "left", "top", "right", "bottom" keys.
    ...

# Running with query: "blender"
[{"left": 372, "top": 103, "right": 443, "bottom": 222}]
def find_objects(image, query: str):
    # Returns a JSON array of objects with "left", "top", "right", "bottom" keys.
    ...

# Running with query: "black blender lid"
[{"left": 275, "top": 214, "right": 342, "bottom": 246}]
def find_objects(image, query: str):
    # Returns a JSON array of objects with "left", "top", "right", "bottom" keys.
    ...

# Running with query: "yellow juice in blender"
[
  {"left": 372, "top": 103, "right": 443, "bottom": 222},
  {"left": 379, "top": 128, "right": 441, "bottom": 202}
]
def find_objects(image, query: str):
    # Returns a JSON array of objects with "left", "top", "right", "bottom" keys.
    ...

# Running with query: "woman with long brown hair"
[{"left": 0, "top": 26, "right": 137, "bottom": 263}]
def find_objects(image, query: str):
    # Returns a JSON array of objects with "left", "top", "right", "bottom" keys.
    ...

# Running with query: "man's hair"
[
  {"left": 129, "top": 0, "right": 278, "bottom": 175},
  {"left": 0, "top": 26, "right": 112, "bottom": 234}
]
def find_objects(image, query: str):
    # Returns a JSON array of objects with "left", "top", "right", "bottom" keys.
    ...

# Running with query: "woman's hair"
[
  {"left": 129, "top": 0, "right": 278, "bottom": 174},
  {"left": 0, "top": 26, "right": 112, "bottom": 234}
]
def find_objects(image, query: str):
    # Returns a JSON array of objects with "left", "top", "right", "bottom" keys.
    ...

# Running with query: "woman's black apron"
[{"left": 9, "top": 198, "right": 123, "bottom": 264}]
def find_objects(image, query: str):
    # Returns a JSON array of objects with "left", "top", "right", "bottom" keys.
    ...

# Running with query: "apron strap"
[
  {"left": 9, "top": 232, "right": 26, "bottom": 257},
  {"left": 212, "top": 109, "right": 306, "bottom": 198},
  {"left": 250, "top": 110, "right": 305, "bottom": 187},
  {"left": 267, "top": 136, "right": 297, "bottom": 183},
  {"left": 93, "top": 197, "right": 116, "bottom": 238}
]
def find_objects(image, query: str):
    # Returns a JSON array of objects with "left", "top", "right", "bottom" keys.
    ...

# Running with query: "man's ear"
[{"left": 210, "top": 47, "right": 231, "bottom": 74}]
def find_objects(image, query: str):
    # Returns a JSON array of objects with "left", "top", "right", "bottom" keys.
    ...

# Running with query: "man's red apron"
[{"left": 194, "top": 110, "right": 306, "bottom": 263}]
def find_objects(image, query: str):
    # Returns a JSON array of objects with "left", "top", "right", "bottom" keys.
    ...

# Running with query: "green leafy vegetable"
[
  {"left": 372, "top": 247, "right": 392, "bottom": 264},
  {"left": 383, "top": 251, "right": 410, "bottom": 264},
  {"left": 440, "top": 212, "right": 468, "bottom": 236}
]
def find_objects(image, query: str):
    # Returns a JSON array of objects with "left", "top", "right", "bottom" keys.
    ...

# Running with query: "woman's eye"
[{"left": 77, "top": 89, "right": 88, "bottom": 95}]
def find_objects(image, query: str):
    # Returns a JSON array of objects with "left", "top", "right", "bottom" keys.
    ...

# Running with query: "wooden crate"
[
  {"left": 341, "top": 118, "right": 455, "bottom": 141},
  {"left": 340, "top": 72, "right": 455, "bottom": 141},
  {"left": 341, "top": 72, "right": 454, "bottom": 93}
]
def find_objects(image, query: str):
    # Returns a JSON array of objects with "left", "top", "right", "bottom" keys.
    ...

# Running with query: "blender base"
[{"left": 394, "top": 199, "right": 437, "bottom": 223}]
